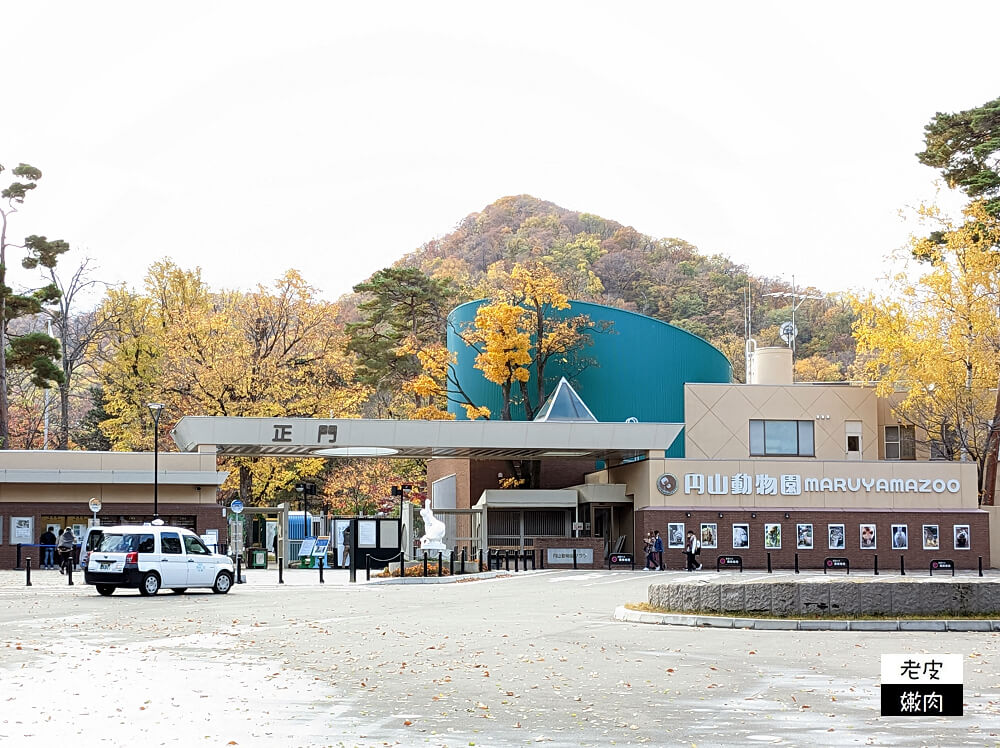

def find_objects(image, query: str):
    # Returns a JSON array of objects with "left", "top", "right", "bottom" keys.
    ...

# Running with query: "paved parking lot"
[{"left": 1, "top": 567, "right": 998, "bottom": 747}]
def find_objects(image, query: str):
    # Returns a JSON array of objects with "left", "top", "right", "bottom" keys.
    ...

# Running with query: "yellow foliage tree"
[
  {"left": 851, "top": 201, "right": 1000, "bottom": 499},
  {"left": 95, "top": 261, "right": 365, "bottom": 504},
  {"left": 794, "top": 354, "right": 844, "bottom": 382},
  {"left": 465, "top": 300, "right": 532, "bottom": 420}
]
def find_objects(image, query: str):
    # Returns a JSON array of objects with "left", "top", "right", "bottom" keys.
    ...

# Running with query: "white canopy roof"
[{"left": 171, "top": 416, "right": 682, "bottom": 462}]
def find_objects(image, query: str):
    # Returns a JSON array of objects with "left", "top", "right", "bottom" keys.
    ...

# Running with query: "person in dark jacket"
[
  {"left": 57, "top": 527, "right": 75, "bottom": 574},
  {"left": 39, "top": 529, "right": 57, "bottom": 569}
]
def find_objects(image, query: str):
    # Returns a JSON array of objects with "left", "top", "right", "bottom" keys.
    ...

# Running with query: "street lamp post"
[{"left": 147, "top": 403, "right": 164, "bottom": 520}]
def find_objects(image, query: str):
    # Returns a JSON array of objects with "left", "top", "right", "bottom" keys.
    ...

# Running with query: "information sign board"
[
  {"left": 298, "top": 536, "right": 317, "bottom": 558},
  {"left": 311, "top": 536, "right": 330, "bottom": 557}
]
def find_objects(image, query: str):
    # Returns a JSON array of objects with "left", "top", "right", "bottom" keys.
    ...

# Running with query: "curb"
[
  {"left": 366, "top": 570, "right": 514, "bottom": 585},
  {"left": 613, "top": 606, "right": 1000, "bottom": 632}
]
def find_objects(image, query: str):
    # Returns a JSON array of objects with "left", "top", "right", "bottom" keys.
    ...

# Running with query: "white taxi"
[{"left": 83, "top": 524, "right": 234, "bottom": 596}]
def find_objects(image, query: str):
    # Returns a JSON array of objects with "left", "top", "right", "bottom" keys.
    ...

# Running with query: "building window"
[
  {"left": 749, "top": 420, "right": 815, "bottom": 457},
  {"left": 885, "top": 425, "right": 916, "bottom": 460}
]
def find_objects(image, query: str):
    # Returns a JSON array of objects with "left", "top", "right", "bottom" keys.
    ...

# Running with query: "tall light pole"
[
  {"left": 147, "top": 403, "right": 164, "bottom": 520},
  {"left": 764, "top": 276, "right": 824, "bottom": 358}
]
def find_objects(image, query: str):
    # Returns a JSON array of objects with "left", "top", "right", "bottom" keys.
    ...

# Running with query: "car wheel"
[
  {"left": 212, "top": 571, "right": 233, "bottom": 594},
  {"left": 139, "top": 572, "right": 160, "bottom": 596},
  {"left": 96, "top": 585, "right": 115, "bottom": 597},
  {"left": 170, "top": 588, "right": 187, "bottom": 594}
]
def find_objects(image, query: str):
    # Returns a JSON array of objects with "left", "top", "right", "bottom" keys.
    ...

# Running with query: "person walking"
[
  {"left": 684, "top": 530, "right": 701, "bottom": 571},
  {"left": 57, "top": 527, "right": 76, "bottom": 575},
  {"left": 652, "top": 530, "right": 665, "bottom": 570},
  {"left": 641, "top": 532, "right": 654, "bottom": 570},
  {"left": 39, "top": 528, "right": 57, "bottom": 570},
  {"left": 341, "top": 524, "right": 352, "bottom": 568}
]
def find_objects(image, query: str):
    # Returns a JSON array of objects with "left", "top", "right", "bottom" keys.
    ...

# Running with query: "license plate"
[{"left": 99, "top": 561, "right": 112, "bottom": 571}]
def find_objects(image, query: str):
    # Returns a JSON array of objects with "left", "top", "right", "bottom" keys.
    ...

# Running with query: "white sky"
[{"left": 3, "top": 1, "right": 998, "bottom": 305}]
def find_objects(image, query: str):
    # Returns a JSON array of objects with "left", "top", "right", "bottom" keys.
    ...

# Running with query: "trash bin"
[{"left": 249, "top": 548, "right": 268, "bottom": 569}]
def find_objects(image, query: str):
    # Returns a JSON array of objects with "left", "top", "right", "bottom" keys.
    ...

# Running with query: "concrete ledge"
[
  {"left": 649, "top": 576, "right": 1000, "bottom": 617},
  {"left": 613, "top": 606, "right": 999, "bottom": 633}
]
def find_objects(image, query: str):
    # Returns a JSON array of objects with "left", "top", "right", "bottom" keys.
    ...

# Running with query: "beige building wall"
[
  {"left": 0, "top": 451, "right": 225, "bottom": 506},
  {"left": 589, "top": 458, "right": 979, "bottom": 511},
  {"left": 685, "top": 383, "right": 879, "bottom": 461}
]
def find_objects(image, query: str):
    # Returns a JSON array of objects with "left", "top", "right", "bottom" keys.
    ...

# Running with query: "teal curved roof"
[{"left": 446, "top": 300, "right": 732, "bottom": 456}]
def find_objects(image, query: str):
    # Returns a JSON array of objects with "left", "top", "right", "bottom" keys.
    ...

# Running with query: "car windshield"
[{"left": 98, "top": 533, "right": 154, "bottom": 553}]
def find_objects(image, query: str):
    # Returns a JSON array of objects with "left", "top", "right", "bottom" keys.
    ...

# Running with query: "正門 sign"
[{"left": 881, "top": 654, "right": 963, "bottom": 716}]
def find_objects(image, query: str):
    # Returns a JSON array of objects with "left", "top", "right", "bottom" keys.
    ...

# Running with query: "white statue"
[{"left": 419, "top": 499, "right": 447, "bottom": 551}]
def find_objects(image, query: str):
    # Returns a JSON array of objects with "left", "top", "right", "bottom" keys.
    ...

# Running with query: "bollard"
[
  {"left": 900, "top": 555, "right": 905, "bottom": 576},
  {"left": 25, "top": 557, "right": 32, "bottom": 587},
  {"left": 979, "top": 555, "right": 983, "bottom": 577},
  {"left": 236, "top": 556, "right": 243, "bottom": 584},
  {"left": 766, "top": 552, "right": 772, "bottom": 573},
  {"left": 794, "top": 553, "right": 799, "bottom": 574},
  {"left": 423, "top": 551, "right": 428, "bottom": 577},
  {"left": 399, "top": 552, "right": 406, "bottom": 579},
  {"left": 366, "top": 556, "right": 371, "bottom": 582},
  {"left": 318, "top": 556, "right": 324, "bottom": 584},
  {"left": 461, "top": 548, "right": 467, "bottom": 575},
  {"left": 67, "top": 559, "right": 74, "bottom": 586},
  {"left": 505, "top": 550, "right": 510, "bottom": 572},
  {"left": 874, "top": 554, "right": 879, "bottom": 576},
  {"left": 438, "top": 552, "right": 443, "bottom": 577},
  {"left": 539, "top": 548, "right": 545, "bottom": 570},
  {"left": 573, "top": 548, "right": 578, "bottom": 570},
  {"left": 449, "top": 553, "right": 454, "bottom": 576},
  {"left": 278, "top": 557, "right": 284, "bottom": 584},
  {"left": 514, "top": 550, "right": 519, "bottom": 573}
]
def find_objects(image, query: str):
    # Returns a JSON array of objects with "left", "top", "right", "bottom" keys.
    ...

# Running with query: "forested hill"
[{"left": 398, "top": 195, "right": 856, "bottom": 381}]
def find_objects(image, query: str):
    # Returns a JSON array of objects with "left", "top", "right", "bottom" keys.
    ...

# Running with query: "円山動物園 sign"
[{"left": 680, "top": 473, "right": 961, "bottom": 497}]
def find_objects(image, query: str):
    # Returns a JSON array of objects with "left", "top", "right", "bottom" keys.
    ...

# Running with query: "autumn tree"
[
  {"left": 42, "top": 256, "right": 109, "bottom": 448},
  {"left": 321, "top": 458, "right": 424, "bottom": 517},
  {"left": 95, "top": 261, "right": 364, "bottom": 504},
  {"left": 0, "top": 163, "right": 69, "bottom": 446},
  {"left": 851, "top": 201, "right": 1000, "bottom": 499},
  {"left": 918, "top": 95, "right": 1000, "bottom": 504},
  {"left": 918, "top": 96, "right": 1000, "bottom": 215},
  {"left": 346, "top": 267, "right": 455, "bottom": 417}
]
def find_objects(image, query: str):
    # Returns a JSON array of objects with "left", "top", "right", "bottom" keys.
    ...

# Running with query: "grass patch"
[{"left": 625, "top": 602, "right": 1000, "bottom": 621}]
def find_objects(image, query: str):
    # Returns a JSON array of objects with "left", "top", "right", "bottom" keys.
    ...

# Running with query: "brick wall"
[
  {"left": 636, "top": 507, "right": 990, "bottom": 571},
  {"left": 534, "top": 536, "right": 605, "bottom": 570}
]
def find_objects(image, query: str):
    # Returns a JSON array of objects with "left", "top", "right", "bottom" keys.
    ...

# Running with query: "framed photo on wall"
[
  {"left": 700, "top": 523, "right": 718, "bottom": 549},
  {"left": 667, "top": 523, "right": 685, "bottom": 549},
  {"left": 923, "top": 524, "right": 940, "bottom": 550},
  {"left": 764, "top": 523, "right": 781, "bottom": 549},
  {"left": 828, "top": 524, "right": 845, "bottom": 550},
  {"left": 860, "top": 523, "right": 876, "bottom": 549},
  {"left": 954, "top": 524, "right": 970, "bottom": 550},
  {"left": 796, "top": 523, "right": 813, "bottom": 550},
  {"left": 11, "top": 516, "right": 33, "bottom": 544},
  {"left": 891, "top": 524, "right": 908, "bottom": 550},
  {"left": 732, "top": 523, "right": 749, "bottom": 549}
]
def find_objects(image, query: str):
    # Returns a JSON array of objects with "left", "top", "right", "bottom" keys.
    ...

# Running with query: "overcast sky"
[{"left": 3, "top": 1, "right": 998, "bottom": 305}]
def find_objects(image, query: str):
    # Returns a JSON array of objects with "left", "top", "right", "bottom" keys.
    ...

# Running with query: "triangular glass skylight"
[{"left": 533, "top": 377, "right": 598, "bottom": 422}]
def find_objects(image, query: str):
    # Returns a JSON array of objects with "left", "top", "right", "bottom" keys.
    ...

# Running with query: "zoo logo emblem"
[{"left": 656, "top": 474, "right": 678, "bottom": 496}]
